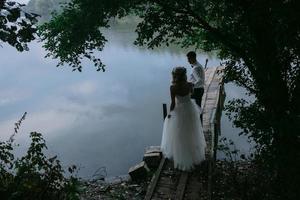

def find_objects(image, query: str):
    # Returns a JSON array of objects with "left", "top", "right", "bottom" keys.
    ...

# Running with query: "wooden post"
[
  {"left": 205, "top": 58, "right": 208, "bottom": 69},
  {"left": 163, "top": 103, "right": 167, "bottom": 119}
]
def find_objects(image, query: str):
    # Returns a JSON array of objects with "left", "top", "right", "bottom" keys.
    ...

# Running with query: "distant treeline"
[
  {"left": 25, "top": 0, "right": 69, "bottom": 21},
  {"left": 25, "top": 0, "right": 140, "bottom": 27}
]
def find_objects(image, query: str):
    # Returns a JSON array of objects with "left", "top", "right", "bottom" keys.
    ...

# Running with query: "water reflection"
[{"left": 0, "top": 35, "right": 250, "bottom": 178}]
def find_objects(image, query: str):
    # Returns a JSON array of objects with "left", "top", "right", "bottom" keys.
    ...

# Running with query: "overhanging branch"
[{"left": 151, "top": 0, "right": 246, "bottom": 58}]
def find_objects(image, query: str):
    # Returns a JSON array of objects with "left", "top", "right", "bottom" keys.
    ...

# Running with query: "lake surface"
[{"left": 0, "top": 32, "right": 251, "bottom": 178}]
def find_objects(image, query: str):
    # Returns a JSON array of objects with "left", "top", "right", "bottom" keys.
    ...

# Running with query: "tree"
[
  {"left": 39, "top": 1, "right": 299, "bottom": 198},
  {"left": 0, "top": 0, "right": 38, "bottom": 51}
]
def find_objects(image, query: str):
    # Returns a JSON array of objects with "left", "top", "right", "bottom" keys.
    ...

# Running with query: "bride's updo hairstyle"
[{"left": 172, "top": 67, "right": 187, "bottom": 84}]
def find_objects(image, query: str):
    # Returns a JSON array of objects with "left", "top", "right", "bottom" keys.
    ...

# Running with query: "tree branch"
[{"left": 151, "top": 0, "right": 246, "bottom": 58}]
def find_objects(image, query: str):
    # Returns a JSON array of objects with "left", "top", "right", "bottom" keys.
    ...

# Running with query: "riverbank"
[
  {"left": 79, "top": 175, "right": 151, "bottom": 200},
  {"left": 78, "top": 160, "right": 253, "bottom": 200}
]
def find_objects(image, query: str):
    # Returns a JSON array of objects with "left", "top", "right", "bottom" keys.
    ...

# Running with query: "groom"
[{"left": 187, "top": 51, "right": 205, "bottom": 115}]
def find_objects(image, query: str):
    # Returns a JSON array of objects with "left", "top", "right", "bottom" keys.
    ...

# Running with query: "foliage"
[
  {"left": 39, "top": 1, "right": 300, "bottom": 198},
  {"left": 214, "top": 137, "right": 292, "bottom": 200},
  {"left": 0, "top": 0, "right": 38, "bottom": 51},
  {"left": 213, "top": 158, "right": 280, "bottom": 200},
  {"left": 217, "top": 137, "right": 246, "bottom": 162},
  {"left": 38, "top": 0, "right": 142, "bottom": 72},
  {"left": 0, "top": 113, "right": 81, "bottom": 200}
]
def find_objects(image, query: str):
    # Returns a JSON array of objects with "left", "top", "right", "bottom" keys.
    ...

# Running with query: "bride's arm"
[{"left": 168, "top": 86, "right": 176, "bottom": 118}]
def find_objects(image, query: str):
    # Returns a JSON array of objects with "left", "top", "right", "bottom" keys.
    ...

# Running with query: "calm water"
[{"left": 0, "top": 33, "right": 251, "bottom": 178}]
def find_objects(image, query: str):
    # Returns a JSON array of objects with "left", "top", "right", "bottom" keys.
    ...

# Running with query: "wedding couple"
[{"left": 161, "top": 51, "right": 206, "bottom": 171}]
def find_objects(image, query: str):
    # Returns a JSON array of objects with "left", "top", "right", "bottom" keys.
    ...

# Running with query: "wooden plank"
[
  {"left": 156, "top": 187, "right": 174, "bottom": 195},
  {"left": 128, "top": 161, "right": 150, "bottom": 181},
  {"left": 157, "top": 182, "right": 177, "bottom": 189},
  {"left": 144, "top": 157, "right": 166, "bottom": 200},
  {"left": 143, "top": 152, "right": 162, "bottom": 170},
  {"left": 206, "top": 90, "right": 219, "bottom": 97},
  {"left": 145, "top": 146, "right": 162, "bottom": 155},
  {"left": 202, "top": 67, "right": 218, "bottom": 111},
  {"left": 175, "top": 172, "right": 189, "bottom": 200},
  {"left": 159, "top": 176, "right": 177, "bottom": 185}
]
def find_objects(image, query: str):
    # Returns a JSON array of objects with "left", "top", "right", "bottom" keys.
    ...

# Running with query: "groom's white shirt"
[{"left": 190, "top": 61, "right": 205, "bottom": 88}]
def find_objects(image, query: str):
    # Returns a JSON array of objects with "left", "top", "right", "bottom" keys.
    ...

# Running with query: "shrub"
[{"left": 0, "top": 113, "right": 81, "bottom": 200}]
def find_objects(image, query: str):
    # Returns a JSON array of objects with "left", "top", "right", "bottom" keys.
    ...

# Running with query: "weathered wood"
[
  {"left": 145, "top": 146, "right": 162, "bottom": 155},
  {"left": 144, "top": 157, "right": 166, "bottom": 200},
  {"left": 143, "top": 152, "right": 162, "bottom": 170},
  {"left": 128, "top": 161, "right": 150, "bottom": 181},
  {"left": 175, "top": 172, "right": 189, "bottom": 200}
]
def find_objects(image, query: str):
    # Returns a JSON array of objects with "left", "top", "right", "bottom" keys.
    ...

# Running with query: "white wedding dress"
[{"left": 161, "top": 94, "right": 206, "bottom": 171}]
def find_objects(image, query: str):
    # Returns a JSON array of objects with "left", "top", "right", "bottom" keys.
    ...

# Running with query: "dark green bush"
[
  {"left": 215, "top": 137, "right": 298, "bottom": 200},
  {"left": 0, "top": 113, "right": 81, "bottom": 200}
]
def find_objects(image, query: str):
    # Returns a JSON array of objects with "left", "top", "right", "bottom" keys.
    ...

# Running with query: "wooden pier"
[{"left": 144, "top": 66, "right": 225, "bottom": 200}]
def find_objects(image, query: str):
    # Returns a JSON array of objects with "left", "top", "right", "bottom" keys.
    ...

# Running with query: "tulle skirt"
[{"left": 161, "top": 100, "right": 206, "bottom": 171}]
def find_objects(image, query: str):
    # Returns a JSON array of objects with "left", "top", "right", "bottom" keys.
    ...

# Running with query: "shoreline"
[{"left": 79, "top": 174, "right": 150, "bottom": 200}]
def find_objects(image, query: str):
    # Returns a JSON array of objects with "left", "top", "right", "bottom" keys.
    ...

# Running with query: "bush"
[
  {"left": 0, "top": 113, "right": 81, "bottom": 200},
  {"left": 214, "top": 137, "right": 297, "bottom": 200}
]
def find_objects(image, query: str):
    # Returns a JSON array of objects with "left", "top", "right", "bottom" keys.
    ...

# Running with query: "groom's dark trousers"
[{"left": 191, "top": 87, "right": 204, "bottom": 122}]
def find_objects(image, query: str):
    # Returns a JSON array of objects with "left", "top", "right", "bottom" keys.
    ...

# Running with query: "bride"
[{"left": 161, "top": 67, "right": 206, "bottom": 171}]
